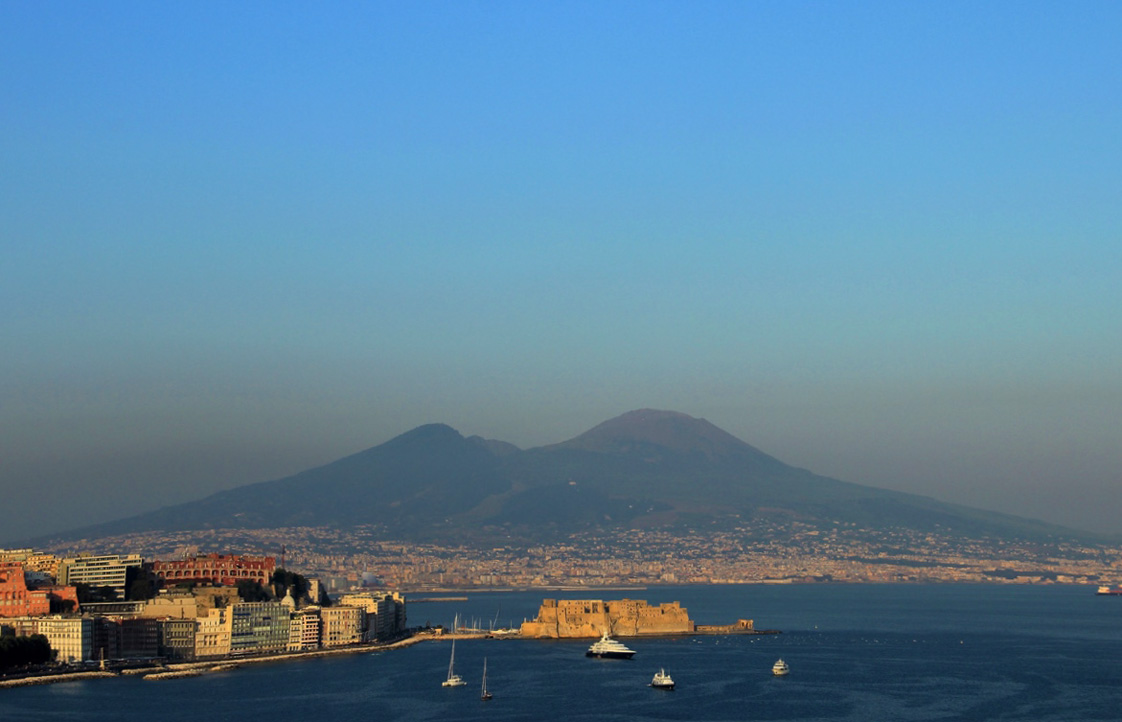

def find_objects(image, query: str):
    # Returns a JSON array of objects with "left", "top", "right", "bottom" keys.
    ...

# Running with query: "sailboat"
[
  {"left": 480, "top": 657, "right": 493, "bottom": 701},
  {"left": 442, "top": 640, "right": 466, "bottom": 687}
]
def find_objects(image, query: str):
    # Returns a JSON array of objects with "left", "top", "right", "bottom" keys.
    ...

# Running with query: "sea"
[{"left": 3, "top": 584, "right": 1120, "bottom": 721}]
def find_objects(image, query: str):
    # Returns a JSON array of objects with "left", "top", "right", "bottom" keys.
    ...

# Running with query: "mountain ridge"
[{"left": 34, "top": 409, "right": 1089, "bottom": 545}]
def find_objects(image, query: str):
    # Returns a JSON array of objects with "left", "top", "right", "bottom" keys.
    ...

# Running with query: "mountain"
[{"left": 44, "top": 409, "right": 1081, "bottom": 544}]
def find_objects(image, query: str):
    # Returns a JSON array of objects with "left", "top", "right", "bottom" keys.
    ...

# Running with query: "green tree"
[
  {"left": 75, "top": 583, "right": 118, "bottom": 604},
  {"left": 270, "top": 568, "right": 308, "bottom": 600},
  {"left": 236, "top": 579, "right": 271, "bottom": 602},
  {"left": 0, "top": 634, "right": 52, "bottom": 670},
  {"left": 125, "top": 566, "right": 155, "bottom": 601}
]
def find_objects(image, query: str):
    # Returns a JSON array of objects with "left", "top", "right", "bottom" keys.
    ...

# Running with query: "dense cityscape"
[
  {"left": 2, "top": 520, "right": 1120, "bottom": 684},
  {"left": 42, "top": 521, "right": 1122, "bottom": 590}
]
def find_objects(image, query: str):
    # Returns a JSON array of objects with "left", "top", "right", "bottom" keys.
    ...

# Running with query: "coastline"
[{"left": 0, "top": 632, "right": 434, "bottom": 690}]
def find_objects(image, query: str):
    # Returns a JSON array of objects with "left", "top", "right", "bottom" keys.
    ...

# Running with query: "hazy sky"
[{"left": 3, "top": 2, "right": 1120, "bottom": 544}]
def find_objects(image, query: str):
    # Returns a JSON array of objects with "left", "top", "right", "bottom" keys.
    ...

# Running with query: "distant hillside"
[{"left": 42, "top": 409, "right": 1085, "bottom": 545}]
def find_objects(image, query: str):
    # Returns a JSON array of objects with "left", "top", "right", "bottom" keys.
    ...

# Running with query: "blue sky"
[{"left": 3, "top": 2, "right": 1120, "bottom": 542}]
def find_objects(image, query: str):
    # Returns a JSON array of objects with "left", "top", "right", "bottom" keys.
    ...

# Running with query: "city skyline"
[{"left": 3, "top": 2, "right": 1121, "bottom": 542}]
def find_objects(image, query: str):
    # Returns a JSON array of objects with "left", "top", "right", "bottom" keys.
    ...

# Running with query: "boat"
[
  {"left": 441, "top": 640, "right": 466, "bottom": 687},
  {"left": 480, "top": 657, "right": 493, "bottom": 701},
  {"left": 1096, "top": 585, "right": 1122, "bottom": 596},
  {"left": 585, "top": 631, "right": 636, "bottom": 659},
  {"left": 650, "top": 668, "right": 675, "bottom": 690},
  {"left": 772, "top": 658, "right": 789, "bottom": 676}
]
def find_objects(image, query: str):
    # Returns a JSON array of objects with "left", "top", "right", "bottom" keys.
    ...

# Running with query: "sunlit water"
[{"left": 4, "top": 584, "right": 1120, "bottom": 720}]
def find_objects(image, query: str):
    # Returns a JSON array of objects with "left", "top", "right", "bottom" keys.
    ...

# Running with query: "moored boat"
[
  {"left": 585, "top": 632, "right": 636, "bottom": 659},
  {"left": 1096, "top": 585, "right": 1122, "bottom": 596}
]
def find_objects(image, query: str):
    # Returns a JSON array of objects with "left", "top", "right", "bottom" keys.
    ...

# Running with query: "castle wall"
[{"left": 520, "top": 598, "right": 693, "bottom": 638}]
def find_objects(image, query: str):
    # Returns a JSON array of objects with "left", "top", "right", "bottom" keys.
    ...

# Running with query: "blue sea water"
[{"left": 3, "top": 584, "right": 1120, "bottom": 721}]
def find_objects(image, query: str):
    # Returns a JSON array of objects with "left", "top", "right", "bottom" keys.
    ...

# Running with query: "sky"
[{"left": 2, "top": 2, "right": 1121, "bottom": 544}]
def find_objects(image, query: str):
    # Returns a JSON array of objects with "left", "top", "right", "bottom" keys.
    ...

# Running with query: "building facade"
[
  {"left": 18, "top": 616, "right": 96, "bottom": 663},
  {"left": 337, "top": 591, "right": 407, "bottom": 640},
  {"left": 195, "top": 608, "right": 231, "bottom": 658},
  {"left": 0, "top": 562, "right": 78, "bottom": 617},
  {"left": 319, "top": 606, "right": 364, "bottom": 647},
  {"left": 229, "top": 602, "right": 289, "bottom": 655},
  {"left": 287, "top": 609, "right": 322, "bottom": 651},
  {"left": 58, "top": 554, "right": 143, "bottom": 599},
  {"left": 151, "top": 554, "right": 275, "bottom": 588}
]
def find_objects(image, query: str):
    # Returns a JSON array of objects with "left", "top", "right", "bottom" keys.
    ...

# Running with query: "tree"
[
  {"left": 125, "top": 566, "right": 155, "bottom": 601},
  {"left": 75, "top": 583, "right": 118, "bottom": 604},
  {"left": 236, "top": 579, "right": 271, "bottom": 603},
  {"left": 0, "top": 634, "right": 52, "bottom": 670},
  {"left": 270, "top": 569, "right": 308, "bottom": 600}
]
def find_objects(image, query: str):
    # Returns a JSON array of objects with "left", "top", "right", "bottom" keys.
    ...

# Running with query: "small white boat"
[
  {"left": 650, "top": 668, "right": 675, "bottom": 690},
  {"left": 442, "top": 640, "right": 466, "bottom": 687},
  {"left": 772, "top": 658, "right": 789, "bottom": 676}
]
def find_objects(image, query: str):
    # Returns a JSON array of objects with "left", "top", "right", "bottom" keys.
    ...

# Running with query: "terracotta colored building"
[
  {"left": 151, "top": 554, "right": 275, "bottom": 588},
  {"left": 0, "top": 562, "right": 78, "bottom": 617}
]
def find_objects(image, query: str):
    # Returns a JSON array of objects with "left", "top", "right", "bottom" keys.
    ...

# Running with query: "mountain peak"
[{"left": 556, "top": 409, "right": 761, "bottom": 459}]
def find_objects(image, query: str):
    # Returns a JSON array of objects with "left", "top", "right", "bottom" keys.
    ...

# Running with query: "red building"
[
  {"left": 0, "top": 562, "right": 78, "bottom": 617},
  {"left": 151, "top": 554, "right": 275, "bottom": 588}
]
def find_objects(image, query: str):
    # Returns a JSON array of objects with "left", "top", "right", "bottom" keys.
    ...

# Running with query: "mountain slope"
[{"left": 45, "top": 410, "right": 1083, "bottom": 544}]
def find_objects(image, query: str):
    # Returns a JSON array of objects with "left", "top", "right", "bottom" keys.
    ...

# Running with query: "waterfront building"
[
  {"left": 58, "top": 554, "right": 143, "bottom": 599},
  {"left": 287, "top": 609, "right": 321, "bottom": 651},
  {"left": 93, "top": 617, "right": 161, "bottom": 661},
  {"left": 337, "top": 591, "right": 407, "bottom": 640},
  {"left": 159, "top": 618, "right": 198, "bottom": 661},
  {"left": 17, "top": 615, "right": 95, "bottom": 663},
  {"left": 229, "top": 602, "right": 289, "bottom": 655},
  {"left": 151, "top": 553, "right": 275, "bottom": 588},
  {"left": 319, "top": 605, "right": 364, "bottom": 647},
  {"left": 195, "top": 608, "right": 231, "bottom": 658}
]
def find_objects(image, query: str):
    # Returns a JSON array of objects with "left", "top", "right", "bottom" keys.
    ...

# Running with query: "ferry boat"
[
  {"left": 585, "top": 632, "right": 636, "bottom": 659},
  {"left": 1096, "top": 585, "right": 1122, "bottom": 596},
  {"left": 772, "top": 659, "right": 789, "bottom": 676},
  {"left": 650, "top": 668, "right": 675, "bottom": 690}
]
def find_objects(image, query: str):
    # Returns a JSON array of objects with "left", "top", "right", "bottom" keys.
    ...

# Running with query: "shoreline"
[{"left": 0, "top": 633, "right": 434, "bottom": 690}]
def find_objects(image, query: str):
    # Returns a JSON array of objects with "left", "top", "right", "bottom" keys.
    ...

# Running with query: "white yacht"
[
  {"left": 585, "top": 631, "right": 636, "bottom": 659},
  {"left": 772, "top": 658, "right": 789, "bottom": 676},
  {"left": 650, "top": 668, "right": 675, "bottom": 690},
  {"left": 442, "top": 640, "right": 466, "bottom": 687}
]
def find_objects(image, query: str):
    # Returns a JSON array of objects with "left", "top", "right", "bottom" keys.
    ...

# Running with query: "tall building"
[
  {"left": 229, "top": 602, "right": 289, "bottom": 655},
  {"left": 339, "top": 591, "right": 407, "bottom": 640},
  {"left": 159, "top": 618, "right": 198, "bottom": 661},
  {"left": 195, "top": 608, "right": 231, "bottom": 658},
  {"left": 287, "top": 609, "right": 321, "bottom": 651},
  {"left": 319, "top": 606, "right": 364, "bottom": 647},
  {"left": 58, "top": 554, "right": 143, "bottom": 599}
]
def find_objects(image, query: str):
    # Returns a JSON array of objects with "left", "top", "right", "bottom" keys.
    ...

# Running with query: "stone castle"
[{"left": 520, "top": 598, "right": 695, "bottom": 638}]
